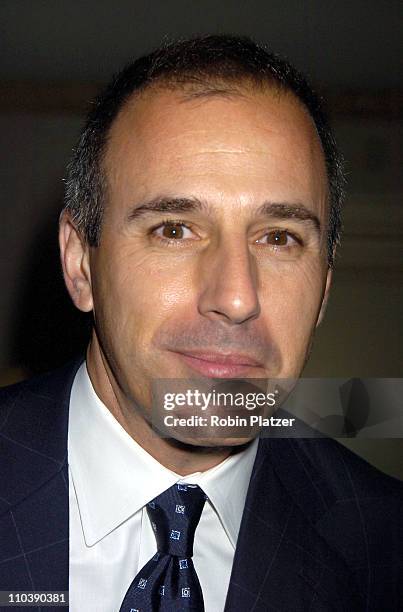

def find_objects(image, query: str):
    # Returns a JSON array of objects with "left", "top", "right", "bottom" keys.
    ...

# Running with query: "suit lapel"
[
  {"left": 0, "top": 359, "right": 82, "bottom": 591},
  {"left": 224, "top": 436, "right": 362, "bottom": 611}
]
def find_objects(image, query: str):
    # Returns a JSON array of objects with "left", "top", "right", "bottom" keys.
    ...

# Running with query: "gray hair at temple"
[{"left": 63, "top": 34, "right": 345, "bottom": 267}]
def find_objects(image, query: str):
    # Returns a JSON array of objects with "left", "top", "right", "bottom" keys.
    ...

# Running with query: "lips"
[{"left": 172, "top": 349, "right": 264, "bottom": 378}]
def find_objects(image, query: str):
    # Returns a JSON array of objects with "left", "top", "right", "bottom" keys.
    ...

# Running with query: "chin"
[
  {"left": 153, "top": 421, "right": 260, "bottom": 449},
  {"left": 158, "top": 435, "right": 258, "bottom": 458},
  {"left": 176, "top": 435, "right": 256, "bottom": 448}
]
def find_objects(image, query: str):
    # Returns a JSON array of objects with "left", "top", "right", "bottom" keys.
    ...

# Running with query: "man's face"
[{"left": 85, "top": 87, "right": 330, "bottom": 436}]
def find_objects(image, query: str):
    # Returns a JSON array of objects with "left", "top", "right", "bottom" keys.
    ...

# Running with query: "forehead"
[{"left": 104, "top": 86, "right": 328, "bottom": 216}]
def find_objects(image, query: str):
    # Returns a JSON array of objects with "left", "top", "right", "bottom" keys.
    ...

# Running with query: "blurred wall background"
[{"left": 0, "top": 0, "right": 402, "bottom": 477}]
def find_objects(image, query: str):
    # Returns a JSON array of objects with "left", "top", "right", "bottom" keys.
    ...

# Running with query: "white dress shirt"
[{"left": 68, "top": 363, "right": 258, "bottom": 612}]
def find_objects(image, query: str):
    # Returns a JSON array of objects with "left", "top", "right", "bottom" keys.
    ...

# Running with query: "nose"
[{"left": 197, "top": 237, "right": 260, "bottom": 325}]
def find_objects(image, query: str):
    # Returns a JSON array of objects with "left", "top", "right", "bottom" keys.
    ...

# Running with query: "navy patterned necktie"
[{"left": 119, "top": 483, "right": 207, "bottom": 612}]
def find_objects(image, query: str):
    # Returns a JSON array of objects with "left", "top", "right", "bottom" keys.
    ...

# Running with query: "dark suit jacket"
[{"left": 0, "top": 359, "right": 402, "bottom": 611}]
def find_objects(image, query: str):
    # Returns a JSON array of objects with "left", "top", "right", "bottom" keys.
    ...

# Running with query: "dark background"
[{"left": 0, "top": 0, "right": 402, "bottom": 476}]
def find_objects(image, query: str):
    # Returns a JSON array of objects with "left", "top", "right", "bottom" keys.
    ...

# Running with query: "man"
[{"left": 0, "top": 35, "right": 401, "bottom": 611}]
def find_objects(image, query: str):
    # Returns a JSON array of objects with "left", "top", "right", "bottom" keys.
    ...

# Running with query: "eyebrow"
[
  {"left": 127, "top": 197, "right": 209, "bottom": 221},
  {"left": 256, "top": 202, "right": 321, "bottom": 233},
  {"left": 127, "top": 196, "right": 321, "bottom": 234}
]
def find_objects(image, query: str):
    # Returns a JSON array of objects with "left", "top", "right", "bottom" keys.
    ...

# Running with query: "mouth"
[{"left": 171, "top": 349, "right": 264, "bottom": 378}]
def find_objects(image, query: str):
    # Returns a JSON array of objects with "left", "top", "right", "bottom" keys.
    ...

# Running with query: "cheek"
[
  {"left": 92, "top": 245, "right": 196, "bottom": 337},
  {"left": 259, "top": 258, "right": 325, "bottom": 350}
]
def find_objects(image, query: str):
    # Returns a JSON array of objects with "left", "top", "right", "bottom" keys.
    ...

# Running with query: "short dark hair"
[{"left": 64, "top": 34, "right": 344, "bottom": 267}]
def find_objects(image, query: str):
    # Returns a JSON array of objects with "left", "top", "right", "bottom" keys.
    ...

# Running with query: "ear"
[
  {"left": 316, "top": 268, "right": 332, "bottom": 327},
  {"left": 59, "top": 210, "right": 93, "bottom": 312}
]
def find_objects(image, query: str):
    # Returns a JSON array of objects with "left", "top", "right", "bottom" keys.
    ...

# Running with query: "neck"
[{"left": 85, "top": 337, "right": 238, "bottom": 476}]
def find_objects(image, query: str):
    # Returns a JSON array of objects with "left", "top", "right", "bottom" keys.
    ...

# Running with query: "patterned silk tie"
[{"left": 119, "top": 483, "right": 207, "bottom": 612}]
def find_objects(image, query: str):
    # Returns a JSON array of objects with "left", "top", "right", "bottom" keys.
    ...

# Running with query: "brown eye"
[
  {"left": 153, "top": 222, "right": 195, "bottom": 242},
  {"left": 162, "top": 223, "right": 184, "bottom": 239},
  {"left": 266, "top": 230, "right": 289, "bottom": 246}
]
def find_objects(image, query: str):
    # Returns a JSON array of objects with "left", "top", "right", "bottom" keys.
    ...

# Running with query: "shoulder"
[
  {"left": 288, "top": 437, "right": 403, "bottom": 577},
  {"left": 261, "top": 416, "right": 403, "bottom": 504},
  {"left": 0, "top": 358, "right": 84, "bottom": 514},
  {"left": 294, "top": 436, "right": 403, "bottom": 501},
  {"left": 0, "top": 357, "right": 83, "bottom": 461},
  {"left": 261, "top": 433, "right": 402, "bottom": 556},
  {"left": 260, "top": 433, "right": 402, "bottom": 604},
  {"left": 0, "top": 357, "right": 84, "bottom": 410}
]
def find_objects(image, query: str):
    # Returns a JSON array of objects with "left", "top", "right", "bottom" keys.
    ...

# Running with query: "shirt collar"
[
  {"left": 68, "top": 363, "right": 258, "bottom": 548},
  {"left": 179, "top": 438, "right": 258, "bottom": 547}
]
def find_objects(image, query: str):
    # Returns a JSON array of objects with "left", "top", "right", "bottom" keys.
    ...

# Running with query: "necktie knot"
[
  {"left": 147, "top": 483, "right": 207, "bottom": 558},
  {"left": 119, "top": 483, "right": 207, "bottom": 611}
]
